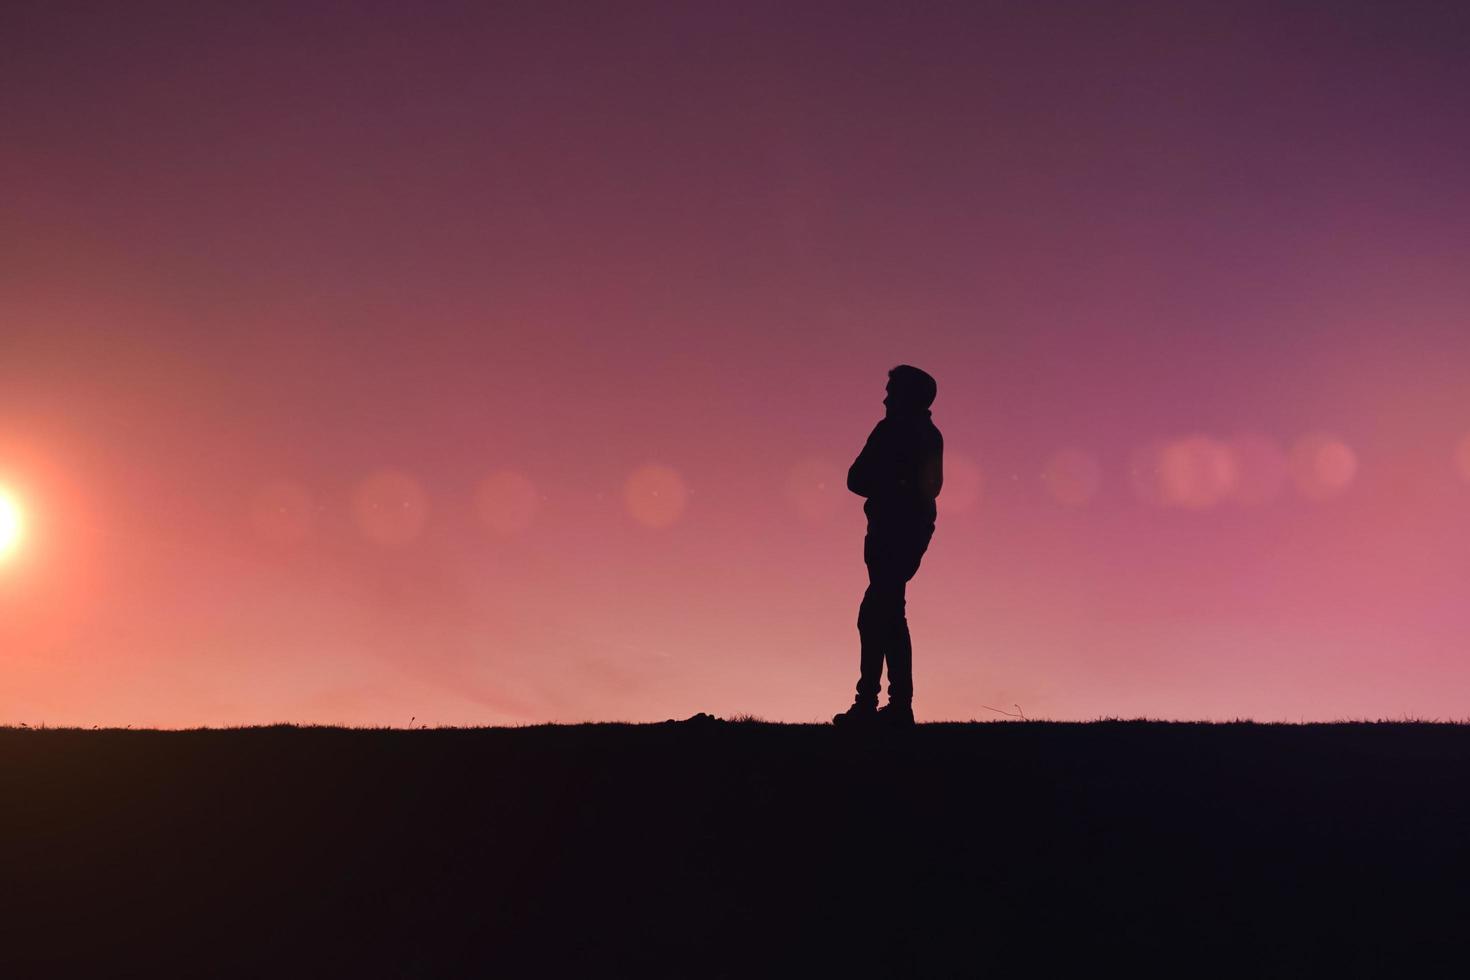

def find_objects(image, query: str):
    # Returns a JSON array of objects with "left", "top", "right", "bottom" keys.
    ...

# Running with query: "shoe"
[
  {"left": 832, "top": 701, "right": 877, "bottom": 727},
  {"left": 876, "top": 702, "right": 915, "bottom": 728}
]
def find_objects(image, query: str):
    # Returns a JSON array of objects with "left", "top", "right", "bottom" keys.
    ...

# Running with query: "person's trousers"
[{"left": 856, "top": 519, "right": 934, "bottom": 706}]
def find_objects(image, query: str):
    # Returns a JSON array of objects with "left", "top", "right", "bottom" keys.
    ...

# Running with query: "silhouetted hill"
[{"left": 5, "top": 720, "right": 1470, "bottom": 976}]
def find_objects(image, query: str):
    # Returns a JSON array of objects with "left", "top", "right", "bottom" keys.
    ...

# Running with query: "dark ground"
[{"left": 4, "top": 720, "right": 1470, "bottom": 977}]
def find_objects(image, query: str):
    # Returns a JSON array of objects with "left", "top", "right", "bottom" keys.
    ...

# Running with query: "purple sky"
[{"left": 4, "top": 1, "right": 1470, "bottom": 725}]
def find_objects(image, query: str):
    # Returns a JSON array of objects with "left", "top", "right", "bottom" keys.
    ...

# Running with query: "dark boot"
[
  {"left": 832, "top": 700, "right": 878, "bottom": 727},
  {"left": 876, "top": 701, "right": 915, "bottom": 728}
]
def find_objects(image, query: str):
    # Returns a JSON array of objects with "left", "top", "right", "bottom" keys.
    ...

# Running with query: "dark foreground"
[{"left": 5, "top": 721, "right": 1470, "bottom": 976}]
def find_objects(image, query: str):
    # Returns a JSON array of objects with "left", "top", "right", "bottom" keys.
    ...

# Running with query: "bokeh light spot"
[
  {"left": 1290, "top": 434, "right": 1357, "bottom": 500},
  {"left": 786, "top": 459, "right": 845, "bottom": 523},
  {"left": 249, "top": 480, "right": 315, "bottom": 545},
  {"left": 351, "top": 469, "right": 430, "bottom": 545},
  {"left": 1042, "top": 449, "right": 1101, "bottom": 507},
  {"left": 1128, "top": 442, "right": 1167, "bottom": 506},
  {"left": 475, "top": 469, "right": 541, "bottom": 535},
  {"left": 1454, "top": 434, "right": 1470, "bottom": 484},
  {"left": 624, "top": 464, "right": 689, "bottom": 528},
  {"left": 1159, "top": 436, "right": 1237, "bottom": 510},
  {"left": 936, "top": 453, "right": 983, "bottom": 515}
]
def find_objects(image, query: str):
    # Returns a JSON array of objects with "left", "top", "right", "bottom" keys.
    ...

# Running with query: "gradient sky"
[{"left": 4, "top": 1, "right": 1470, "bottom": 725}]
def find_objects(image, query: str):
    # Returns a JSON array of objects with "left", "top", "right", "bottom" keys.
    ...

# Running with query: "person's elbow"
[{"left": 920, "top": 458, "right": 943, "bottom": 499}]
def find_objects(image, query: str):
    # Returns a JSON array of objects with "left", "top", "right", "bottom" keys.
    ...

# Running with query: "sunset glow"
[
  {"left": 5, "top": 1, "right": 1470, "bottom": 727},
  {"left": 0, "top": 492, "right": 21, "bottom": 559}
]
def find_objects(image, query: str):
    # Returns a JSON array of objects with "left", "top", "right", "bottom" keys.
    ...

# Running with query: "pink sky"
[{"left": 4, "top": 1, "right": 1470, "bottom": 725}]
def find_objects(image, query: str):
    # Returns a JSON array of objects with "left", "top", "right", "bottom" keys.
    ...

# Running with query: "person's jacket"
[{"left": 847, "top": 409, "right": 944, "bottom": 524}]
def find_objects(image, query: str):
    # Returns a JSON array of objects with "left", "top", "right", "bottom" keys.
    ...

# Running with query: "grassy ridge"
[{"left": 4, "top": 721, "right": 1469, "bottom": 975}]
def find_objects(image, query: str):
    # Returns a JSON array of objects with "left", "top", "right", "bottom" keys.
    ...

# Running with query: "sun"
[{"left": 0, "top": 490, "right": 23, "bottom": 559}]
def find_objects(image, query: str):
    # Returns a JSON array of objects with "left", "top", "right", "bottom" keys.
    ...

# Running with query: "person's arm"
[
  {"left": 919, "top": 431, "right": 944, "bottom": 500},
  {"left": 847, "top": 421, "right": 890, "bottom": 498}
]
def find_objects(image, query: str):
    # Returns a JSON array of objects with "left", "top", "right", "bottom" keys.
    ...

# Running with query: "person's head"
[{"left": 884, "top": 365, "right": 937, "bottom": 413}]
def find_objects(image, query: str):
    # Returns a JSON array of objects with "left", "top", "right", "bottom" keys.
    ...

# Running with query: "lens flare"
[
  {"left": 936, "top": 453, "right": 983, "bottom": 515},
  {"left": 1129, "top": 441, "right": 1168, "bottom": 506},
  {"left": 0, "top": 490, "right": 22, "bottom": 558},
  {"left": 1290, "top": 433, "right": 1358, "bottom": 500},
  {"left": 1159, "top": 436, "right": 1237, "bottom": 510},
  {"left": 1454, "top": 434, "right": 1470, "bottom": 484},
  {"left": 1042, "top": 449, "right": 1101, "bottom": 507},
  {"left": 624, "top": 464, "right": 689, "bottom": 528},
  {"left": 352, "top": 469, "right": 430, "bottom": 545},
  {"left": 1227, "top": 434, "right": 1288, "bottom": 506}
]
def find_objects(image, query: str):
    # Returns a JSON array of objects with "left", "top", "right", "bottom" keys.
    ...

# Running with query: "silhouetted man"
[{"left": 834, "top": 365, "right": 943, "bottom": 728}]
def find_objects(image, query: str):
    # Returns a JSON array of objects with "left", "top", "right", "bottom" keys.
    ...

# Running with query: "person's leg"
[
  {"left": 854, "top": 527, "right": 894, "bottom": 707},
  {"left": 857, "top": 575, "right": 902, "bottom": 707},
  {"left": 881, "top": 522, "right": 934, "bottom": 707},
  {"left": 883, "top": 579, "right": 913, "bottom": 705}
]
